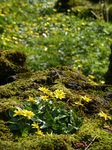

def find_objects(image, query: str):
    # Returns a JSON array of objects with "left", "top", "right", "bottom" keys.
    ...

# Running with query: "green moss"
[
  {"left": 0, "top": 135, "right": 73, "bottom": 150},
  {"left": 0, "top": 118, "right": 112, "bottom": 150},
  {"left": 0, "top": 66, "right": 112, "bottom": 149},
  {"left": 0, "top": 120, "right": 13, "bottom": 140},
  {"left": 77, "top": 118, "right": 112, "bottom": 150},
  {"left": 0, "top": 50, "right": 28, "bottom": 85}
]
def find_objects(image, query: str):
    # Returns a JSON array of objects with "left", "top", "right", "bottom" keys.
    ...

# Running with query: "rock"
[{"left": 0, "top": 50, "right": 29, "bottom": 85}]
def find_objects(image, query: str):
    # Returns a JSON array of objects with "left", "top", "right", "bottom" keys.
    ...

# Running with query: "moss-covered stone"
[
  {"left": 0, "top": 64, "right": 112, "bottom": 149},
  {"left": 0, "top": 50, "right": 29, "bottom": 85}
]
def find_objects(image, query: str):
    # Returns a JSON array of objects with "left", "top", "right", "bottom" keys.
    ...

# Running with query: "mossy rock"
[
  {"left": 0, "top": 65, "right": 112, "bottom": 149},
  {"left": 0, "top": 50, "right": 29, "bottom": 85}
]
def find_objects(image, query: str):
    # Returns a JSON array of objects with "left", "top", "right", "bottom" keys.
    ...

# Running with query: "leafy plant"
[{"left": 9, "top": 88, "right": 83, "bottom": 137}]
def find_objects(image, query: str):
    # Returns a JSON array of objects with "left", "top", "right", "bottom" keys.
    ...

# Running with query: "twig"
[
  {"left": 85, "top": 136, "right": 97, "bottom": 150},
  {"left": 91, "top": 10, "right": 100, "bottom": 19},
  {"left": 54, "top": 69, "right": 62, "bottom": 80},
  {"left": 65, "top": 99, "right": 70, "bottom": 107}
]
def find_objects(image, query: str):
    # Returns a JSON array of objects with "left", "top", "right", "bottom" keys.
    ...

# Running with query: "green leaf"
[
  {"left": 21, "top": 128, "right": 29, "bottom": 137},
  {"left": 9, "top": 110, "right": 14, "bottom": 118},
  {"left": 9, "top": 124, "right": 19, "bottom": 131},
  {"left": 54, "top": 115, "right": 67, "bottom": 122},
  {"left": 40, "top": 123, "right": 50, "bottom": 129}
]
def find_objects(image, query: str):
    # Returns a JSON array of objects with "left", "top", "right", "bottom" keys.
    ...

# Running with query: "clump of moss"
[
  {"left": 0, "top": 50, "right": 29, "bottom": 85},
  {"left": 0, "top": 120, "right": 13, "bottom": 140},
  {"left": 77, "top": 118, "right": 112, "bottom": 150},
  {"left": 0, "top": 134, "right": 73, "bottom": 150}
]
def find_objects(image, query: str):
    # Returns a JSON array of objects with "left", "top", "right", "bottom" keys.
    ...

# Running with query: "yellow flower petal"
[
  {"left": 35, "top": 129, "right": 43, "bottom": 136},
  {"left": 39, "top": 87, "right": 49, "bottom": 94},
  {"left": 13, "top": 109, "right": 23, "bottom": 117},
  {"left": 22, "top": 109, "right": 35, "bottom": 119},
  {"left": 98, "top": 111, "right": 111, "bottom": 120},
  {"left": 40, "top": 95, "right": 48, "bottom": 101},
  {"left": 54, "top": 89, "right": 65, "bottom": 99},
  {"left": 82, "top": 96, "right": 92, "bottom": 103},
  {"left": 28, "top": 96, "right": 35, "bottom": 102},
  {"left": 46, "top": 132, "right": 53, "bottom": 136},
  {"left": 32, "top": 122, "right": 39, "bottom": 129},
  {"left": 75, "top": 101, "right": 83, "bottom": 106}
]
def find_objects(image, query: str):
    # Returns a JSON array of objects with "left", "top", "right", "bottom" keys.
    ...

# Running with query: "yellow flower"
[
  {"left": 82, "top": 22, "right": 86, "bottom": 26},
  {"left": 98, "top": 111, "right": 111, "bottom": 120},
  {"left": 67, "top": 9, "right": 71, "bottom": 13},
  {"left": 39, "top": 87, "right": 49, "bottom": 94},
  {"left": 90, "top": 43, "right": 94, "bottom": 46},
  {"left": 35, "top": 129, "right": 43, "bottom": 136},
  {"left": 100, "top": 80, "right": 105, "bottom": 84},
  {"left": 13, "top": 109, "right": 23, "bottom": 117},
  {"left": 54, "top": 89, "right": 65, "bottom": 99},
  {"left": 53, "top": 9, "right": 57, "bottom": 12},
  {"left": 109, "top": 38, "right": 112, "bottom": 42},
  {"left": 77, "top": 9, "right": 81, "bottom": 12},
  {"left": 59, "top": 2, "right": 62, "bottom": 6},
  {"left": 46, "top": 91, "right": 54, "bottom": 98},
  {"left": 0, "top": 13, "right": 5, "bottom": 17},
  {"left": 88, "top": 75, "right": 95, "bottom": 79},
  {"left": 46, "top": 132, "right": 53, "bottom": 136},
  {"left": 31, "top": 122, "right": 39, "bottom": 129},
  {"left": 77, "top": 27, "right": 80, "bottom": 31},
  {"left": 40, "top": 95, "right": 48, "bottom": 101},
  {"left": 22, "top": 109, "right": 35, "bottom": 119},
  {"left": 82, "top": 96, "right": 92, "bottom": 103},
  {"left": 28, "top": 96, "right": 35, "bottom": 102},
  {"left": 14, "top": 25, "right": 18, "bottom": 32},
  {"left": 75, "top": 101, "right": 83, "bottom": 106}
]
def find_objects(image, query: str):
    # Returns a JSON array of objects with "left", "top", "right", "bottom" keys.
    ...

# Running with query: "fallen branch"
[{"left": 85, "top": 136, "right": 97, "bottom": 150}]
